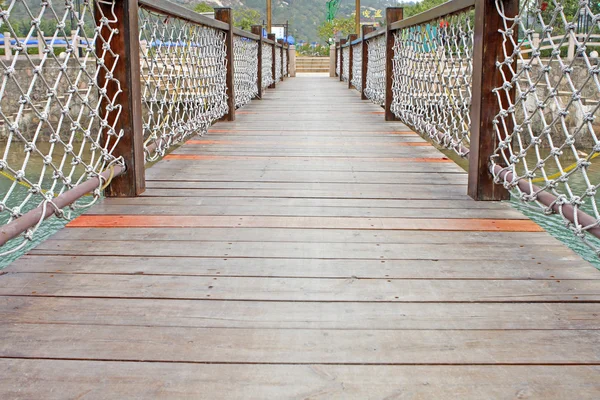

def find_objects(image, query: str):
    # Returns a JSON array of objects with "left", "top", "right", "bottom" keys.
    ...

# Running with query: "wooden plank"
[
  {"left": 1, "top": 274, "right": 596, "bottom": 302},
  {"left": 9, "top": 254, "right": 598, "bottom": 280},
  {"left": 83, "top": 205, "right": 528, "bottom": 219},
  {"left": 2, "top": 323, "right": 600, "bottom": 364},
  {"left": 65, "top": 215, "right": 543, "bottom": 232},
  {"left": 2, "top": 360, "right": 599, "bottom": 399},
  {"left": 3, "top": 296, "right": 600, "bottom": 329}
]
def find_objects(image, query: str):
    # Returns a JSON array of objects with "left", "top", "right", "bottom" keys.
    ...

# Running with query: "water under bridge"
[{"left": 1, "top": 0, "right": 600, "bottom": 398}]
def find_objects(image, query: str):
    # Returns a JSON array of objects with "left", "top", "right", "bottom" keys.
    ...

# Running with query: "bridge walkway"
[{"left": 1, "top": 75, "right": 600, "bottom": 398}]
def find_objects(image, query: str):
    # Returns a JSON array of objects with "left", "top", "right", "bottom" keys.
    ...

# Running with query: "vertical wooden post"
[
  {"left": 385, "top": 7, "right": 403, "bottom": 121},
  {"left": 71, "top": 30, "right": 79, "bottom": 59},
  {"left": 37, "top": 30, "right": 44, "bottom": 58},
  {"left": 95, "top": 0, "right": 145, "bottom": 197},
  {"left": 251, "top": 25, "right": 263, "bottom": 99},
  {"left": 468, "top": 0, "right": 515, "bottom": 200},
  {"left": 267, "top": 0, "right": 272, "bottom": 34},
  {"left": 215, "top": 8, "right": 235, "bottom": 121},
  {"left": 277, "top": 39, "right": 284, "bottom": 81},
  {"left": 355, "top": 0, "right": 361, "bottom": 35},
  {"left": 4, "top": 32, "right": 11, "bottom": 60},
  {"left": 347, "top": 34, "right": 357, "bottom": 89},
  {"left": 268, "top": 33, "right": 276, "bottom": 89},
  {"left": 339, "top": 38, "right": 347, "bottom": 82},
  {"left": 361, "top": 25, "right": 374, "bottom": 100}
]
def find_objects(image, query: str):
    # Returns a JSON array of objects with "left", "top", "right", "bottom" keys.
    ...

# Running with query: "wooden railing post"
[
  {"left": 277, "top": 39, "right": 284, "bottom": 80},
  {"left": 347, "top": 34, "right": 357, "bottom": 89},
  {"left": 215, "top": 8, "right": 235, "bottom": 121},
  {"left": 95, "top": 0, "right": 145, "bottom": 197},
  {"left": 361, "top": 25, "right": 374, "bottom": 100},
  {"left": 468, "top": 0, "right": 515, "bottom": 200},
  {"left": 268, "top": 33, "right": 276, "bottom": 88},
  {"left": 251, "top": 25, "right": 263, "bottom": 99},
  {"left": 339, "top": 38, "right": 347, "bottom": 82},
  {"left": 385, "top": 7, "right": 403, "bottom": 121}
]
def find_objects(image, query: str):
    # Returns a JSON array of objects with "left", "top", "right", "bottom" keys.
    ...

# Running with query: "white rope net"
[
  {"left": 351, "top": 43, "right": 362, "bottom": 91},
  {"left": 365, "top": 34, "right": 385, "bottom": 106},
  {"left": 342, "top": 46, "right": 350, "bottom": 82},
  {"left": 233, "top": 35, "right": 258, "bottom": 109},
  {"left": 275, "top": 45, "right": 282, "bottom": 82},
  {"left": 138, "top": 7, "right": 228, "bottom": 163},
  {"left": 0, "top": 0, "right": 125, "bottom": 255},
  {"left": 391, "top": 10, "right": 474, "bottom": 157},
  {"left": 492, "top": 0, "right": 600, "bottom": 252},
  {"left": 336, "top": 46, "right": 341, "bottom": 77},
  {"left": 283, "top": 47, "right": 288, "bottom": 77},
  {"left": 262, "top": 42, "right": 274, "bottom": 90}
]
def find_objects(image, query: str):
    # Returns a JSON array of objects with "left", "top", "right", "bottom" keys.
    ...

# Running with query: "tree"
[
  {"left": 233, "top": 8, "right": 262, "bottom": 31},
  {"left": 317, "top": 16, "right": 354, "bottom": 44},
  {"left": 403, "top": 0, "right": 448, "bottom": 18},
  {"left": 194, "top": 2, "right": 213, "bottom": 13}
]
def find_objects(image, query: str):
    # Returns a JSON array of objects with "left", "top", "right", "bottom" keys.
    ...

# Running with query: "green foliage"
[
  {"left": 233, "top": 7, "right": 262, "bottom": 31},
  {"left": 193, "top": 2, "right": 213, "bottom": 13},
  {"left": 317, "top": 16, "right": 355, "bottom": 44},
  {"left": 402, "top": 0, "right": 448, "bottom": 18},
  {"left": 296, "top": 43, "right": 329, "bottom": 56}
]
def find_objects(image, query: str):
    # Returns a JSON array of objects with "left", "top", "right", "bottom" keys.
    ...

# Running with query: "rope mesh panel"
[
  {"left": 233, "top": 35, "right": 258, "bottom": 109},
  {"left": 336, "top": 47, "right": 341, "bottom": 77},
  {"left": 492, "top": 0, "right": 600, "bottom": 252},
  {"left": 342, "top": 46, "right": 350, "bottom": 82},
  {"left": 365, "top": 35, "right": 385, "bottom": 106},
  {"left": 275, "top": 46, "right": 282, "bottom": 82},
  {"left": 283, "top": 48, "right": 288, "bottom": 77},
  {"left": 0, "top": 0, "right": 125, "bottom": 255},
  {"left": 262, "top": 43, "right": 274, "bottom": 90},
  {"left": 351, "top": 43, "right": 362, "bottom": 91},
  {"left": 390, "top": 10, "right": 474, "bottom": 157},
  {"left": 138, "top": 8, "right": 228, "bottom": 163}
]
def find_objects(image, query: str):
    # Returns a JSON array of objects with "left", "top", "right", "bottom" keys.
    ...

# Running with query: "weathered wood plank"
[
  {"left": 1, "top": 274, "right": 597, "bottom": 302},
  {"left": 3, "top": 296, "right": 600, "bottom": 329},
  {"left": 1, "top": 323, "right": 600, "bottom": 364},
  {"left": 11, "top": 253, "right": 596, "bottom": 280},
  {"left": 1, "top": 360, "right": 599, "bottom": 400}
]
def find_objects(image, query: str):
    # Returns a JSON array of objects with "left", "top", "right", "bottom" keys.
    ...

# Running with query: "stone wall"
[{"left": 0, "top": 58, "right": 99, "bottom": 142}]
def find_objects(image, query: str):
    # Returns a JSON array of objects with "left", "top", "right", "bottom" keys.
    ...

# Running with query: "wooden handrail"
[
  {"left": 138, "top": 0, "right": 230, "bottom": 31},
  {"left": 388, "top": 0, "right": 475, "bottom": 32}
]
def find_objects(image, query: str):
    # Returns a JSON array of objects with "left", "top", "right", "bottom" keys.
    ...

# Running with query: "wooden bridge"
[{"left": 1, "top": 75, "right": 600, "bottom": 398}]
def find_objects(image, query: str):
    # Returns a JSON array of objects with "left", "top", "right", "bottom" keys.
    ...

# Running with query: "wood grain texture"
[{"left": 1, "top": 74, "right": 599, "bottom": 398}]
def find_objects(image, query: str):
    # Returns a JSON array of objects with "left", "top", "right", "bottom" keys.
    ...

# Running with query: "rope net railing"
[
  {"left": 0, "top": 0, "right": 125, "bottom": 256},
  {"left": 262, "top": 42, "right": 274, "bottom": 90},
  {"left": 283, "top": 47, "right": 288, "bottom": 77},
  {"left": 342, "top": 46, "right": 350, "bottom": 83},
  {"left": 351, "top": 43, "right": 362, "bottom": 91},
  {"left": 491, "top": 0, "right": 600, "bottom": 252},
  {"left": 390, "top": 9, "right": 474, "bottom": 157},
  {"left": 233, "top": 35, "right": 258, "bottom": 109},
  {"left": 365, "top": 34, "right": 386, "bottom": 106},
  {"left": 275, "top": 45, "right": 282, "bottom": 82},
  {"left": 336, "top": 46, "right": 341, "bottom": 77},
  {"left": 138, "top": 7, "right": 228, "bottom": 162}
]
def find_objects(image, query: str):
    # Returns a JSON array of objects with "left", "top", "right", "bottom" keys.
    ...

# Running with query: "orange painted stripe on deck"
[
  {"left": 185, "top": 140, "right": 431, "bottom": 147},
  {"left": 68, "top": 215, "right": 544, "bottom": 232},
  {"left": 164, "top": 154, "right": 451, "bottom": 162}
]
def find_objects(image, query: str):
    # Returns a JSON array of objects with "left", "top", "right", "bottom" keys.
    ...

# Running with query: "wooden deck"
[{"left": 2, "top": 75, "right": 600, "bottom": 398}]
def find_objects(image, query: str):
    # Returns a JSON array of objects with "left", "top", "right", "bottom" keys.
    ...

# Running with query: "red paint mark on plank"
[
  {"left": 164, "top": 155, "right": 451, "bottom": 162},
  {"left": 68, "top": 215, "right": 543, "bottom": 232}
]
